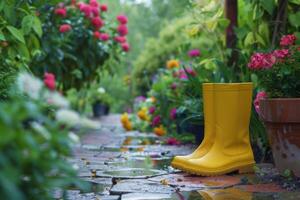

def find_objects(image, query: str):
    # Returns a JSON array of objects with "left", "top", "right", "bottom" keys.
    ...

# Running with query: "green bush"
[{"left": 132, "top": 17, "right": 201, "bottom": 94}]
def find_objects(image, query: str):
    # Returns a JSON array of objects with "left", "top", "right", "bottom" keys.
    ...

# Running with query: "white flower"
[
  {"left": 44, "top": 91, "right": 70, "bottom": 108},
  {"left": 68, "top": 131, "right": 80, "bottom": 144},
  {"left": 31, "top": 122, "right": 51, "bottom": 140},
  {"left": 17, "top": 72, "right": 43, "bottom": 100},
  {"left": 79, "top": 118, "right": 101, "bottom": 129},
  {"left": 55, "top": 109, "right": 80, "bottom": 126},
  {"left": 97, "top": 87, "right": 106, "bottom": 94},
  {"left": 146, "top": 98, "right": 153, "bottom": 103}
]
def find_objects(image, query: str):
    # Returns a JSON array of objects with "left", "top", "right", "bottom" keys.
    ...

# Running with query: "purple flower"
[
  {"left": 170, "top": 83, "right": 177, "bottom": 90},
  {"left": 149, "top": 106, "right": 156, "bottom": 114},
  {"left": 152, "top": 115, "right": 161, "bottom": 127},
  {"left": 188, "top": 49, "right": 201, "bottom": 58},
  {"left": 170, "top": 108, "right": 177, "bottom": 120}
]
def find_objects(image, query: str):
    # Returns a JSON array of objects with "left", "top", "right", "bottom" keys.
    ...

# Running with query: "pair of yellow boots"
[{"left": 171, "top": 83, "right": 255, "bottom": 176}]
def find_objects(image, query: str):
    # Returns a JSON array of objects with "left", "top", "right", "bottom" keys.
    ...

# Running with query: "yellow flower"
[
  {"left": 123, "top": 121, "right": 132, "bottom": 131},
  {"left": 137, "top": 107, "right": 149, "bottom": 121},
  {"left": 154, "top": 125, "right": 166, "bottom": 136},
  {"left": 166, "top": 60, "right": 180, "bottom": 69},
  {"left": 121, "top": 113, "right": 129, "bottom": 124}
]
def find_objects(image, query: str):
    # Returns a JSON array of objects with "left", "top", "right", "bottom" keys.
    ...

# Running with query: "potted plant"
[
  {"left": 88, "top": 86, "right": 112, "bottom": 117},
  {"left": 248, "top": 34, "right": 300, "bottom": 176}
]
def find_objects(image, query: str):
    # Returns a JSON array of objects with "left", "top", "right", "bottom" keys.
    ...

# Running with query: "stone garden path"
[{"left": 66, "top": 115, "right": 300, "bottom": 200}]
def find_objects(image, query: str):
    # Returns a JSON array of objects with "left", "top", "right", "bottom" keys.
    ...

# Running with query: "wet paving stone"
[
  {"left": 97, "top": 168, "right": 168, "bottom": 179},
  {"left": 121, "top": 193, "right": 172, "bottom": 200},
  {"left": 110, "top": 179, "right": 175, "bottom": 195},
  {"left": 148, "top": 173, "right": 241, "bottom": 190}
]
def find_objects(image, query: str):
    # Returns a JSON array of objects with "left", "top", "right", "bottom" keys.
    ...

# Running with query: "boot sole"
[{"left": 175, "top": 163, "right": 254, "bottom": 176}]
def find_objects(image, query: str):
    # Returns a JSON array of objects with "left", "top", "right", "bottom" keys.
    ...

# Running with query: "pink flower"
[
  {"left": 100, "top": 33, "right": 110, "bottom": 41},
  {"left": 44, "top": 72, "right": 56, "bottom": 91},
  {"left": 121, "top": 43, "right": 130, "bottom": 52},
  {"left": 54, "top": 8, "right": 67, "bottom": 17},
  {"left": 89, "top": 0, "right": 99, "bottom": 7},
  {"left": 117, "top": 25, "right": 128, "bottom": 36},
  {"left": 166, "top": 138, "right": 180, "bottom": 145},
  {"left": 186, "top": 68, "right": 197, "bottom": 76},
  {"left": 152, "top": 115, "right": 161, "bottom": 127},
  {"left": 71, "top": 0, "right": 76, "bottom": 5},
  {"left": 100, "top": 4, "right": 108, "bottom": 12},
  {"left": 178, "top": 68, "right": 196, "bottom": 80},
  {"left": 280, "top": 34, "right": 297, "bottom": 47},
  {"left": 79, "top": 4, "right": 92, "bottom": 18},
  {"left": 59, "top": 24, "right": 72, "bottom": 33},
  {"left": 93, "top": 31, "right": 101, "bottom": 39},
  {"left": 117, "top": 15, "right": 128, "bottom": 24},
  {"left": 273, "top": 49, "right": 289, "bottom": 59},
  {"left": 170, "top": 108, "right": 177, "bottom": 120},
  {"left": 149, "top": 106, "right": 156, "bottom": 114},
  {"left": 254, "top": 91, "right": 267, "bottom": 114},
  {"left": 91, "top": 17, "right": 103, "bottom": 29},
  {"left": 91, "top": 6, "right": 99, "bottom": 17},
  {"left": 114, "top": 36, "right": 127, "bottom": 43},
  {"left": 188, "top": 49, "right": 201, "bottom": 57},
  {"left": 248, "top": 53, "right": 276, "bottom": 70}
]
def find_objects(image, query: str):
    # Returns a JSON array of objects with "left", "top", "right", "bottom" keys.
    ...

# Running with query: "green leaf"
[
  {"left": 244, "top": 32, "right": 254, "bottom": 46},
  {"left": 0, "top": 30, "right": 5, "bottom": 41},
  {"left": 260, "top": 0, "right": 275, "bottom": 15},
  {"left": 6, "top": 26, "right": 25, "bottom": 44},
  {"left": 32, "top": 16, "right": 42, "bottom": 37},
  {"left": 22, "top": 15, "right": 34, "bottom": 35},
  {"left": 289, "top": 11, "right": 300, "bottom": 27},
  {"left": 289, "top": 0, "right": 300, "bottom": 5}
]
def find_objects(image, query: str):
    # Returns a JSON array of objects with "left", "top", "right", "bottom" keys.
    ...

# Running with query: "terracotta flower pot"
[{"left": 260, "top": 98, "right": 300, "bottom": 177}]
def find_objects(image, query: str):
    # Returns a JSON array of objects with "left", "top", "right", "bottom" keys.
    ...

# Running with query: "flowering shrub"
[
  {"left": 248, "top": 34, "right": 300, "bottom": 98},
  {"left": 0, "top": 72, "right": 104, "bottom": 199},
  {"left": 31, "top": 0, "right": 130, "bottom": 91}
]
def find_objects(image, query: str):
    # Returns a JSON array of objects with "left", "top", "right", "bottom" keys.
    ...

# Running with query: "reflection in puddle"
[
  {"left": 108, "top": 156, "right": 172, "bottom": 170},
  {"left": 99, "top": 168, "right": 165, "bottom": 178}
]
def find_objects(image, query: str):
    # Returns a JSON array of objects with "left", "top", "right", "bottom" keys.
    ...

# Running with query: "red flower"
[
  {"left": 273, "top": 49, "right": 289, "bottom": 59},
  {"left": 71, "top": 0, "right": 76, "bottom": 5},
  {"left": 93, "top": 31, "right": 101, "bottom": 39},
  {"left": 170, "top": 108, "right": 177, "bottom": 120},
  {"left": 121, "top": 43, "right": 130, "bottom": 52},
  {"left": 248, "top": 53, "right": 276, "bottom": 70},
  {"left": 254, "top": 91, "right": 267, "bottom": 114},
  {"left": 114, "top": 36, "right": 126, "bottom": 43},
  {"left": 100, "top": 33, "right": 110, "bottom": 41},
  {"left": 91, "top": 6, "right": 99, "bottom": 17},
  {"left": 100, "top": 4, "right": 108, "bottom": 12},
  {"left": 152, "top": 115, "right": 161, "bottom": 127},
  {"left": 188, "top": 49, "right": 201, "bottom": 57},
  {"left": 117, "top": 15, "right": 128, "bottom": 24},
  {"left": 149, "top": 106, "right": 156, "bottom": 114},
  {"left": 91, "top": 17, "right": 103, "bottom": 29},
  {"left": 166, "top": 138, "right": 181, "bottom": 145},
  {"left": 117, "top": 25, "right": 128, "bottom": 36},
  {"left": 280, "top": 34, "right": 297, "bottom": 47},
  {"left": 54, "top": 8, "right": 67, "bottom": 17},
  {"left": 89, "top": 0, "right": 99, "bottom": 7},
  {"left": 79, "top": 4, "right": 92, "bottom": 18},
  {"left": 59, "top": 24, "right": 72, "bottom": 33},
  {"left": 44, "top": 72, "right": 56, "bottom": 91}
]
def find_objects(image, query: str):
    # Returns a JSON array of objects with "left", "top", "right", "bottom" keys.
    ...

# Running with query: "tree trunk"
[{"left": 225, "top": 0, "right": 238, "bottom": 70}]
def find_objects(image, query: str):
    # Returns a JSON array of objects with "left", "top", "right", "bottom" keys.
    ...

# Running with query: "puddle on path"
[
  {"left": 107, "top": 156, "right": 172, "bottom": 170},
  {"left": 97, "top": 168, "right": 167, "bottom": 179}
]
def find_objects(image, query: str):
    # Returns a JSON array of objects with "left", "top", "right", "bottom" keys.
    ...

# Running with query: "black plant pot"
[
  {"left": 176, "top": 116, "right": 204, "bottom": 145},
  {"left": 186, "top": 123, "right": 204, "bottom": 145},
  {"left": 92, "top": 102, "right": 110, "bottom": 117}
]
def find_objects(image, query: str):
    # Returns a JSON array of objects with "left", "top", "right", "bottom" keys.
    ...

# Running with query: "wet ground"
[{"left": 60, "top": 115, "right": 300, "bottom": 200}]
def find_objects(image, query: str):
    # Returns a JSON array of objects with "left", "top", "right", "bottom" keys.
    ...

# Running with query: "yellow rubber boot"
[
  {"left": 171, "top": 83, "right": 215, "bottom": 170},
  {"left": 183, "top": 83, "right": 255, "bottom": 176}
]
